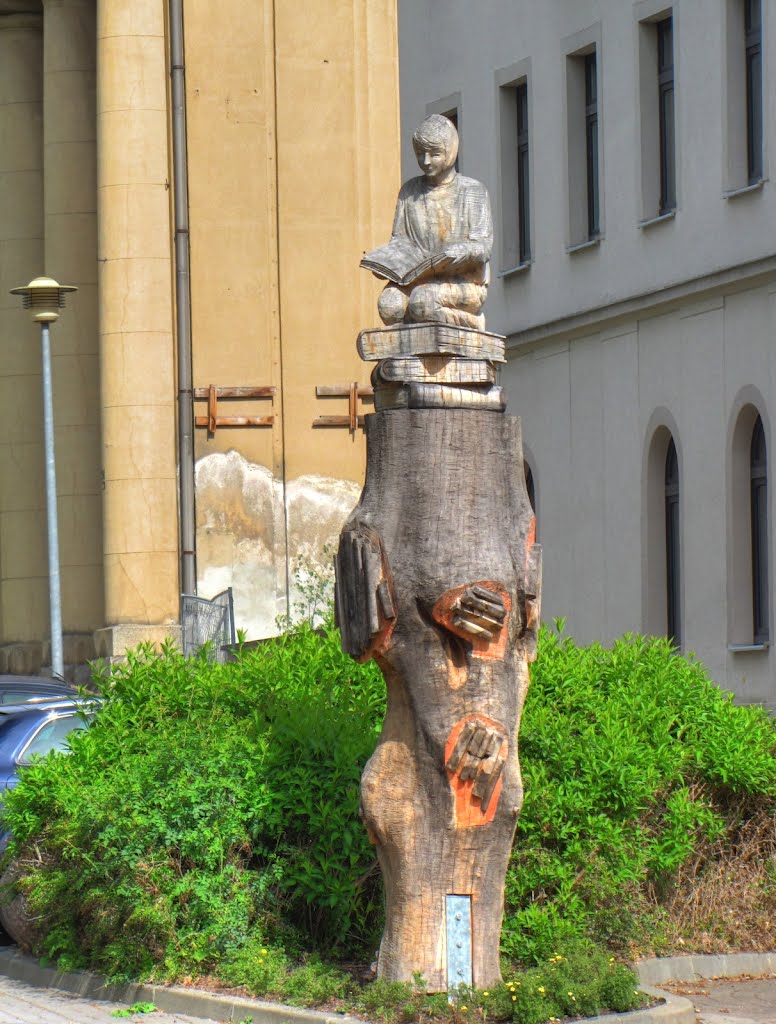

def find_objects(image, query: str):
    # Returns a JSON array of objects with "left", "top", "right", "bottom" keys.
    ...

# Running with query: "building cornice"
[{"left": 505, "top": 252, "right": 776, "bottom": 353}]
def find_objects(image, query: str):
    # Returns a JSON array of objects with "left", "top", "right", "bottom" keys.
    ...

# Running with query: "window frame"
[
  {"left": 496, "top": 59, "right": 533, "bottom": 274},
  {"left": 664, "top": 437, "right": 681, "bottom": 646},
  {"left": 657, "top": 16, "right": 676, "bottom": 215},
  {"left": 751, "top": 414, "right": 769, "bottom": 643},
  {"left": 516, "top": 81, "right": 531, "bottom": 264},
  {"left": 745, "top": 0, "right": 764, "bottom": 184},
  {"left": 584, "top": 52, "right": 600, "bottom": 239},
  {"left": 563, "top": 24, "right": 604, "bottom": 250}
]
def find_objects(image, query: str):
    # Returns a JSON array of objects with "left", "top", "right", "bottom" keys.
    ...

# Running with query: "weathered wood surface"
[
  {"left": 335, "top": 409, "right": 540, "bottom": 991},
  {"left": 373, "top": 382, "right": 505, "bottom": 412},
  {"left": 375, "top": 355, "right": 496, "bottom": 386},
  {"left": 357, "top": 322, "right": 505, "bottom": 363}
]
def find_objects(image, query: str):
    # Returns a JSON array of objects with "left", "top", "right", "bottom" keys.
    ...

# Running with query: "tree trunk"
[{"left": 336, "top": 408, "right": 540, "bottom": 992}]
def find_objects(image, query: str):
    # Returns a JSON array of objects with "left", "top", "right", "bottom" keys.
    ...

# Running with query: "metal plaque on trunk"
[{"left": 445, "top": 894, "right": 473, "bottom": 995}]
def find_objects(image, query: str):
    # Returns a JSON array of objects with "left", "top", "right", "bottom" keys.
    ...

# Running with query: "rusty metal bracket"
[
  {"left": 313, "top": 382, "right": 374, "bottom": 433},
  {"left": 194, "top": 385, "right": 275, "bottom": 435}
]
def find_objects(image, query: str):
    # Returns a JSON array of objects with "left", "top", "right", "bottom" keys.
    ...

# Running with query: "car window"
[
  {"left": 1, "top": 692, "right": 38, "bottom": 704},
  {"left": 18, "top": 715, "right": 88, "bottom": 764}
]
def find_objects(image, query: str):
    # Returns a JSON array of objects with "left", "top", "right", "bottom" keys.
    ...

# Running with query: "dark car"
[
  {"left": 0, "top": 698, "right": 97, "bottom": 944},
  {"left": 0, "top": 677, "right": 78, "bottom": 707},
  {"left": 0, "top": 699, "right": 97, "bottom": 842}
]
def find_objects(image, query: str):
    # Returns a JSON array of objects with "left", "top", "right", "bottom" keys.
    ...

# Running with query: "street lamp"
[{"left": 9, "top": 277, "right": 77, "bottom": 680}]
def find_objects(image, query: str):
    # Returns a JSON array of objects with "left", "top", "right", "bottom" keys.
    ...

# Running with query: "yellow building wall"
[
  {"left": 185, "top": 0, "right": 400, "bottom": 637},
  {"left": 0, "top": 0, "right": 400, "bottom": 663}
]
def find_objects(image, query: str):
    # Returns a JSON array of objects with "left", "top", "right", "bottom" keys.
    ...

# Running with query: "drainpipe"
[{"left": 169, "top": 0, "right": 196, "bottom": 596}]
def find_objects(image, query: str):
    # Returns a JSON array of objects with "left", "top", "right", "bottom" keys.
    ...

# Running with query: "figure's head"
[{"left": 412, "top": 114, "right": 459, "bottom": 185}]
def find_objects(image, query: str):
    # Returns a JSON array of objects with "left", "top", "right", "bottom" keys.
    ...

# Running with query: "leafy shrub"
[
  {"left": 2, "top": 620, "right": 776, "bottom": 1017},
  {"left": 2, "top": 624, "right": 384, "bottom": 979},
  {"left": 504, "top": 627, "right": 776, "bottom": 963},
  {"left": 452, "top": 940, "right": 645, "bottom": 1024}
]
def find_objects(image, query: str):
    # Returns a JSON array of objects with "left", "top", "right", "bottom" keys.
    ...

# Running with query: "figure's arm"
[
  {"left": 389, "top": 187, "right": 409, "bottom": 241},
  {"left": 436, "top": 183, "right": 494, "bottom": 270}
]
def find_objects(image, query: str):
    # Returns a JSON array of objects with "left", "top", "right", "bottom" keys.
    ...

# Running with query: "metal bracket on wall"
[
  {"left": 194, "top": 385, "right": 276, "bottom": 436},
  {"left": 313, "top": 382, "right": 374, "bottom": 433}
]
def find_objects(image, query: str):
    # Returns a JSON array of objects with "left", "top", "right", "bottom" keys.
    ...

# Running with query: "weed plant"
[{"left": 2, "top": 618, "right": 776, "bottom": 1023}]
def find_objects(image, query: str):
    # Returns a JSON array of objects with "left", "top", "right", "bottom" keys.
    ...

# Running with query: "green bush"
[
  {"left": 504, "top": 626, "right": 776, "bottom": 963},
  {"left": 1, "top": 624, "right": 385, "bottom": 978},
  {"left": 2, "top": 620, "right": 775, "bottom": 1017},
  {"left": 455, "top": 940, "right": 645, "bottom": 1024}
]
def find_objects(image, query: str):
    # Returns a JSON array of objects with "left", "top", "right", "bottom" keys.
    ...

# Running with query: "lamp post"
[{"left": 9, "top": 277, "right": 77, "bottom": 679}]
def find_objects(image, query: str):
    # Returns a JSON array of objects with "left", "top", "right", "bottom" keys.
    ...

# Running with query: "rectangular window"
[
  {"left": 516, "top": 82, "right": 531, "bottom": 264},
  {"left": 745, "top": 0, "right": 763, "bottom": 183},
  {"left": 584, "top": 52, "right": 600, "bottom": 238},
  {"left": 564, "top": 30, "right": 602, "bottom": 249},
  {"left": 637, "top": 5, "right": 677, "bottom": 221},
  {"left": 657, "top": 17, "right": 676, "bottom": 214},
  {"left": 496, "top": 61, "right": 532, "bottom": 272}
]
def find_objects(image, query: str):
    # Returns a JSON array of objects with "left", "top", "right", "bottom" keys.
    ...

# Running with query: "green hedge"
[
  {"left": 504, "top": 626, "right": 776, "bottom": 963},
  {"left": 2, "top": 622, "right": 775, "bottom": 988}
]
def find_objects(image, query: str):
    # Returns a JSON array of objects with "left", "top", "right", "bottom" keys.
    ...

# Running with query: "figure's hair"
[{"left": 412, "top": 114, "right": 459, "bottom": 158}]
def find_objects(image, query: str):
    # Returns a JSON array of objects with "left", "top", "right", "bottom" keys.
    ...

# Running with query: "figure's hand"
[
  {"left": 451, "top": 585, "right": 507, "bottom": 639},
  {"left": 445, "top": 719, "right": 507, "bottom": 813},
  {"left": 435, "top": 242, "right": 473, "bottom": 272}
]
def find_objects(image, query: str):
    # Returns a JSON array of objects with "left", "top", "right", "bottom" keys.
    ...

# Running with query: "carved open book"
[{"left": 360, "top": 238, "right": 439, "bottom": 286}]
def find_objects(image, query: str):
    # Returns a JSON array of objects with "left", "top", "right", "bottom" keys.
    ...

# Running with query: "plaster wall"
[
  {"left": 398, "top": 0, "right": 776, "bottom": 340},
  {"left": 0, "top": 15, "right": 47, "bottom": 646},
  {"left": 504, "top": 280, "right": 776, "bottom": 707},
  {"left": 0, "top": 0, "right": 400, "bottom": 661},
  {"left": 398, "top": 0, "right": 776, "bottom": 705},
  {"left": 185, "top": 0, "right": 399, "bottom": 637},
  {"left": 43, "top": 0, "right": 103, "bottom": 635}
]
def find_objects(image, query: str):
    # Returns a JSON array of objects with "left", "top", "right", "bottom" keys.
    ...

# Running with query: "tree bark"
[{"left": 336, "top": 408, "right": 540, "bottom": 992}]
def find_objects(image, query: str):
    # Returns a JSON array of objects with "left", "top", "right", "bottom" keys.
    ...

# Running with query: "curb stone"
[
  {"left": 2, "top": 947, "right": 775, "bottom": 1024},
  {"left": 0, "top": 947, "right": 362, "bottom": 1024},
  {"left": 635, "top": 952, "right": 776, "bottom": 987}
]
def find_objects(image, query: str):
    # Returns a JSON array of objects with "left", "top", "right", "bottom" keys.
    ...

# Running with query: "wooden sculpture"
[{"left": 336, "top": 115, "right": 541, "bottom": 993}]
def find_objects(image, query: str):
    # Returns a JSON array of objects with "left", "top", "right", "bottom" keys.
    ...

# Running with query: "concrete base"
[
  {"left": 0, "top": 625, "right": 182, "bottom": 680},
  {"left": 0, "top": 634, "right": 96, "bottom": 678},
  {"left": 92, "top": 623, "right": 182, "bottom": 661}
]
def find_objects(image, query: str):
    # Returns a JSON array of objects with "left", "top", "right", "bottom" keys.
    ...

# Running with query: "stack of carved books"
[{"left": 357, "top": 323, "right": 506, "bottom": 412}]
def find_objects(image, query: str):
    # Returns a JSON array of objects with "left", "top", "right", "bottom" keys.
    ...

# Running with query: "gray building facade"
[{"left": 398, "top": 0, "right": 776, "bottom": 706}]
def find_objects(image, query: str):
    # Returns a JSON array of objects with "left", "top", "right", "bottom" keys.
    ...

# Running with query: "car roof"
[
  {"left": 0, "top": 675, "right": 75, "bottom": 686},
  {"left": 0, "top": 700, "right": 95, "bottom": 770},
  {"left": 0, "top": 678, "right": 77, "bottom": 697},
  {"left": 0, "top": 679, "right": 75, "bottom": 688},
  {"left": 0, "top": 697, "right": 98, "bottom": 717}
]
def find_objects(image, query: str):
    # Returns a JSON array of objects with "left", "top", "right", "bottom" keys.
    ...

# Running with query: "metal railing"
[{"left": 180, "top": 588, "right": 236, "bottom": 662}]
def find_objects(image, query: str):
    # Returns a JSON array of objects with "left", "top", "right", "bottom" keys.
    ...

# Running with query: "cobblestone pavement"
[
  {"left": 0, "top": 975, "right": 222, "bottom": 1024},
  {"left": 674, "top": 976, "right": 776, "bottom": 1024}
]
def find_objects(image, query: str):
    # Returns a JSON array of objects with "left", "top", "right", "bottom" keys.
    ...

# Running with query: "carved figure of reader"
[
  {"left": 361, "top": 114, "right": 493, "bottom": 331},
  {"left": 337, "top": 113, "right": 541, "bottom": 992}
]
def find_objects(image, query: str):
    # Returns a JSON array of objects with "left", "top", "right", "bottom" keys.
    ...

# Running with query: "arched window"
[
  {"left": 524, "top": 461, "right": 535, "bottom": 514},
  {"left": 645, "top": 421, "right": 681, "bottom": 642},
  {"left": 665, "top": 438, "right": 680, "bottom": 646},
  {"left": 729, "top": 401, "right": 769, "bottom": 647},
  {"left": 751, "top": 415, "right": 768, "bottom": 642}
]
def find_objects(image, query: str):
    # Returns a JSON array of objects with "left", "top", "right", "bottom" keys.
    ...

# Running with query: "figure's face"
[{"left": 413, "top": 139, "right": 456, "bottom": 184}]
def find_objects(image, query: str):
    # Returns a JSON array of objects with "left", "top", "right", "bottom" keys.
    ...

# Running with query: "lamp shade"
[{"left": 9, "top": 277, "right": 78, "bottom": 323}]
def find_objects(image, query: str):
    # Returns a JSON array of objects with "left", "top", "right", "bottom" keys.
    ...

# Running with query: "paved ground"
[
  {"left": 679, "top": 976, "right": 776, "bottom": 1024},
  {"left": 0, "top": 974, "right": 222, "bottom": 1024},
  {"left": 1, "top": 946, "right": 776, "bottom": 1024}
]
